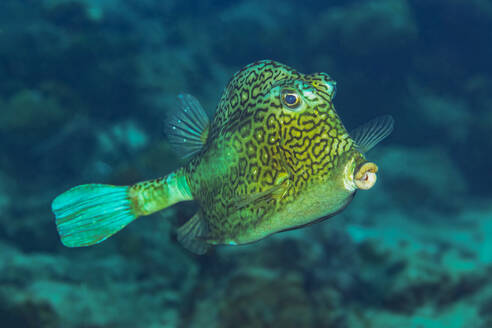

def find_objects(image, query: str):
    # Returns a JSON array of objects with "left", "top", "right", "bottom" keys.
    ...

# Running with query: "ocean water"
[{"left": 0, "top": 0, "right": 491, "bottom": 327}]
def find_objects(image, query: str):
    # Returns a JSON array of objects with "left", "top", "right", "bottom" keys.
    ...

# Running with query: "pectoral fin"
[
  {"left": 350, "top": 115, "right": 394, "bottom": 153},
  {"left": 231, "top": 173, "right": 290, "bottom": 211}
]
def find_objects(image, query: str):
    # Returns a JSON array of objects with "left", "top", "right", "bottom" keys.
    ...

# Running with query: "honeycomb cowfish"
[{"left": 51, "top": 60, "right": 394, "bottom": 255}]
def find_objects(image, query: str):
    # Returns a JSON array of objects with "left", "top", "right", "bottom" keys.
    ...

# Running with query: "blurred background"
[{"left": 0, "top": 0, "right": 491, "bottom": 327}]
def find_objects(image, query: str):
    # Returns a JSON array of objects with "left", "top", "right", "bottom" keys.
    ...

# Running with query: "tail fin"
[
  {"left": 52, "top": 184, "right": 136, "bottom": 247},
  {"left": 51, "top": 170, "right": 193, "bottom": 247}
]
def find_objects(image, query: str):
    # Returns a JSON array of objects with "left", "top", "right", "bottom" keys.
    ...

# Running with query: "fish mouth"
[{"left": 354, "top": 162, "right": 378, "bottom": 190}]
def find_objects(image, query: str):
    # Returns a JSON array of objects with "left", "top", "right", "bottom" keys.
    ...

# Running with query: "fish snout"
[{"left": 354, "top": 162, "right": 378, "bottom": 190}]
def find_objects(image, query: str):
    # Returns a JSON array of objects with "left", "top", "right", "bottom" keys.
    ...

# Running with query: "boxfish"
[{"left": 51, "top": 60, "right": 394, "bottom": 254}]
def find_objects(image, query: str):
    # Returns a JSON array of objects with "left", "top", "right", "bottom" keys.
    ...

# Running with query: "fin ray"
[
  {"left": 165, "top": 94, "right": 210, "bottom": 159},
  {"left": 350, "top": 115, "right": 394, "bottom": 153}
]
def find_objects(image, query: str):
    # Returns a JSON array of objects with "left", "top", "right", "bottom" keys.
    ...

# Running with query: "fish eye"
[{"left": 281, "top": 89, "right": 301, "bottom": 109}]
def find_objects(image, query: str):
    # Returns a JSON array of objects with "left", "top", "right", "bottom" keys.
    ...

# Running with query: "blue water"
[{"left": 0, "top": 0, "right": 491, "bottom": 327}]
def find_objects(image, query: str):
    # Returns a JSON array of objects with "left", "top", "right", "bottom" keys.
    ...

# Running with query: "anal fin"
[{"left": 177, "top": 212, "right": 210, "bottom": 255}]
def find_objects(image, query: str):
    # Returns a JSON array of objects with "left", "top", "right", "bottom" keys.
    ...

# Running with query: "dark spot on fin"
[
  {"left": 177, "top": 212, "right": 210, "bottom": 255},
  {"left": 165, "top": 94, "right": 210, "bottom": 159},
  {"left": 350, "top": 115, "right": 394, "bottom": 153}
]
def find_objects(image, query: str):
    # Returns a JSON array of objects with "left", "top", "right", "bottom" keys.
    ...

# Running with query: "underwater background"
[{"left": 0, "top": 0, "right": 491, "bottom": 327}]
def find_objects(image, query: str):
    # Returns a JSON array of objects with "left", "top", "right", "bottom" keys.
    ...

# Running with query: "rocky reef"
[{"left": 0, "top": 0, "right": 491, "bottom": 327}]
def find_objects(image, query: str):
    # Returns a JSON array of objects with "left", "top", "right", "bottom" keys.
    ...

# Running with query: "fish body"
[
  {"left": 52, "top": 60, "right": 393, "bottom": 254},
  {"left": 184, "top": 61, "right": 361, "bottom": 245}
]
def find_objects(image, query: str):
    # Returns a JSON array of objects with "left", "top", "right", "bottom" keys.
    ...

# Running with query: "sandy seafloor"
[{"left": 0, "top": 0, "right": 491, "bottom": 327}]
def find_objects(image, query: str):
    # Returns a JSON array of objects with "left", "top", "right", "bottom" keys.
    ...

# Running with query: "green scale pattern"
[{"left": 183, "top": 60, "right": 365, "bottom": 244}]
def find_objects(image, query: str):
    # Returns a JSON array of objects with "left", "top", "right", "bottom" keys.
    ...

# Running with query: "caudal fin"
[{"left": 51, "top": 184, "right": 137, "bottom": 247}]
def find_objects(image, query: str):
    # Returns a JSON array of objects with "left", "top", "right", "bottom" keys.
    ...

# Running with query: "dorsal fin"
[
  {"left": 350, "top": 115, "right": 394, "bottom": 153},
  {"left": 165, "top": 94, "right": 210, "bottom": 159}
]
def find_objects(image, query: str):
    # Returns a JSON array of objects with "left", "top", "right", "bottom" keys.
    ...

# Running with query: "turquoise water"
[{"left": 0, "top": 0, "right": 491, "bottom": 327}]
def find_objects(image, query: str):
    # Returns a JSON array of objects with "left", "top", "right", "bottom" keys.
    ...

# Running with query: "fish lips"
[{"left": 354, "top": 162, "right": 378, "bottom": 190}]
